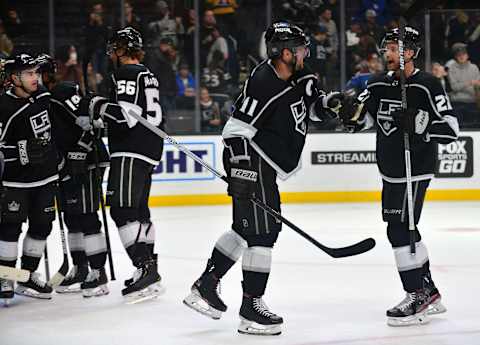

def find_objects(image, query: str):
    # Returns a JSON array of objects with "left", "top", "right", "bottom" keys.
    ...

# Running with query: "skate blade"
[
  {"left": 15, "top": 287, "right": 52, "bottom": 300},
  {"left": 2, "top": 298, "right": 13, "bottom": 307},
  {"left": 238, "top": 317, "right": 282, "bottom": 336},
  {"left": 124, "top": 284, "right": 164, "bottom": 305},
  {"left": 183, "top": 291, "right": 222, "bottom": 320},
  {"left": 82, "top": 284, "right": 110, "bottom": 298},
  {"left": 427, "top": 300, "right": 447, "bottom": 315},
  {"left": 387, "top": 311, "right": 430, "bottom": 327},
  {"left": 55, "top": 285, "right": 82, "bottom": 294}
]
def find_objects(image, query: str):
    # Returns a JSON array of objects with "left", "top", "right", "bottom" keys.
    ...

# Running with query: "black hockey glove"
[
  {"left": 338, "top": 96, "right": 366, "bottom": 132},
  {"left": 67, "top": 151, "right": 88, "bottom": 185},
  {"left": 227, "top": 163, "right": 258, "bottom": 200},
  {"left": 17, "top": 138, "right": 52, "bottom": 166},
  {"left": 391, "top": 108, "right": 429, "bottom": 135}
]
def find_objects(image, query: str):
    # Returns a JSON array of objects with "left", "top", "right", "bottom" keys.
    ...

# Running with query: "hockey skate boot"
[
  {"left": 122, "top": 257, "right": 165, "bottom": 304},
  {"left": 124, "top": 254, "right": 158, "bottom": 287},
  {"left": 1, "top": 278, "right": 14, "bottom": 306},
  {"left": 183, "top": 260, "right": 227, "bottom": 320},
  {"left": 81, "top": 267, "right": 109, "bottom": 298},
  {"left": 423, "top": 273, "right": 447, "bottom": 315},
  {"left": 55, "top": 265, "right": 89, "bottom": 293},
  {"left": 238, "top": 295, "right": 283, "bottom": 336},
  {"left": 15, "top": 272, "right": 53, "bottom": 299},
  {"left": 387, "top": 290, "right": 430, "bottom": 326}
]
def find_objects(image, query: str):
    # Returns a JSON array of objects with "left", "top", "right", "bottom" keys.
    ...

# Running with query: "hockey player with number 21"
[
  {"left": 183, "top": 21, "right": 343, "bottom": 336},
  {"left": 339, "top": 26, "right": 458, "bottom": 326},
  {"left": 85, "top": 27, "right": 165, "bottom": 302}
]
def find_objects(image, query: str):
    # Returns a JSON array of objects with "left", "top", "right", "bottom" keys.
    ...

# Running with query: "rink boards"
[{"left": 132, "top": 131, "right": 479, "bottom": 206}]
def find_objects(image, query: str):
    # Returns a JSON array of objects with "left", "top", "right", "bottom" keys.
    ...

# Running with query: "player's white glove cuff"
[
  {"left": 75, "top": 116, "right": 93, "bottom": 131},
  {"left": 415, "top": 110, "right": 429, "bottom": 135},
  {"left": 88, "top": 96, "right": 108, "bottom": 119}
]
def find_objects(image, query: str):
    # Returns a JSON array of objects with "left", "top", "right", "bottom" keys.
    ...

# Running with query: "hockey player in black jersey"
[
  {"left": 86, "top": 27, "right": 165, "bottom": 301},
  {"left": 0, "top": 54, "right": 59, "bottom": 301},
  {"left": 36, "top": 54, "right": 110, "bottom": 297},
  {"left": 183, "top": 21, "right": 342, "bottom": 335},
  {"left": 339, "top": 27, "right": 457, "bottom": 326}
]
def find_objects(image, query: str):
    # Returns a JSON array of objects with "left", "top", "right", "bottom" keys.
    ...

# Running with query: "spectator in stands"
[
  {"left": 199, "top": 86, "right": 222, "bottom": 132},
  {"left": 355, "top": 0, "right": 391, "bottom": 25},
  {"left": 176, "top": 63, "right": 195, "bottom": 97},
  {"left": 345, "top": 60, "right": 371, "bottom": 96},
  {"left": 431, "top": 62, "right": 451, "bottom": 93},
  {"left": 353, "top": 31, "right": 377, "bottom": 62},
  {"left": 56, "top": 45, "right": 85, "bottom": 94},
  {"left": 363, "top": 9, "right": 384, "bottom": 42},
  {"left": 446, "top": 42, "right": 480, "bottom": 126},
  {"left": 200, "top": 10, "right": 218, "bottom": 67},
  {"left": 85, "top": 2, "right": 111, "bottom": 92},
  {"left": 467, "top": 12, "right": 480, "bottom": 65},
  {"left": 307, "top": 25, "right": 331, "bottom": 90},
  {"left": 346, "top": 20, "right": 362, "bottom": 48},
  {"left": 146, "top": 37, "right": 178, "bottom": 118},
  {"left": 0, "top": 20, "right": 13, "bottom": 56},
  {"left": 446, "top": 10, "right": 470, "bottom": 49},
  {"left": 175, "top": 63, "right": 196, "bottom": 108},
  {"left": 3, "top": 7, "right": 25, "bottom": 39},
  {"left": 205, "top": 0, "right": 238, "bottom": 36},
  {"left": 367, "top": 53, "right": 383, "bottom": 73},
  {"left": 148, "top": 0, "right": 184, "bottom": 47},
  {"left": 206, "top": 27, "right": 228, "bottom": 68},
  {"left": 318, "top": 7, "right": 338, "bottom": 58},
  {"left": 123, "top": 1, "right": 144, "bottom": 35}
]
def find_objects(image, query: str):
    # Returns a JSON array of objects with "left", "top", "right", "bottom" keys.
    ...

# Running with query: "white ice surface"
[{"left": 1, "top": 201, "right": 479, "bottom": 345}]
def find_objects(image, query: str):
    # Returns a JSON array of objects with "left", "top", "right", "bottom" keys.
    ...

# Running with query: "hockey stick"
[
  {"left": 43, "top": 247, "right": 50, "bottom": 281},
  {"left": 0, "top": 265, "right": 30, "bottom": 282},
  {"left": 83, "top": 52, "right": 116, "bottom": 281},
  {"left": 48, "top": 190, "right": 69, "bottom": 287},
  {"left": 127, "top": 109, "right": 376, "bottom": 258},
  {"left": 398, "top": 18, "right": 416, "bottom": 255}
]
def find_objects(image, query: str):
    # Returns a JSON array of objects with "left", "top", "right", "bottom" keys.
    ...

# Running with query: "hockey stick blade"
[
  {"left": 0, "top": 265, "right": 30, "bottom": 282},
  {"left": 48, "top": 254, "right": 69, "bottom": 287},
  {"left": 322, "top": 238, "right": 376, "bottom": 258}
]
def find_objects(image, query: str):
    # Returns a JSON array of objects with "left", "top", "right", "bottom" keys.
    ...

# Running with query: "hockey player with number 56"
[
  {"left": 339, "top": 26, "right": 458, "bottom": 326},
  {"left": 85, "top": 27, "right": 165, "bottom": 302}
]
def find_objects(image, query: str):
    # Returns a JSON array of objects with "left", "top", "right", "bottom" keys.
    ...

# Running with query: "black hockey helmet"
[
  {"left": 380, "top": 26, "right": 421, "bottom": 59},
  {"left": 4, "top": 54, "right": 38, "bottom": 77},
  {"left": 265, "top": 21, "right": 309, "bottom": 59},
  {"left": 36, "top": 53, "right": 57, "bottom": 74},
  {"left": 107, "top": 26, "right": 143, "bottom": 56}
]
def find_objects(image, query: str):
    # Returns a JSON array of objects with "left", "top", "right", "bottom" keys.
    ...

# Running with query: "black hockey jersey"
[
  {"left": 359, "top": 69, "right": 459, "bottom": 182},
  {"left": 106, "top": 64, "right": 164, "bottom": 165},
  {"left": 0, "top": 87, "right": 59, "bottom": 187},
  {"left": 222, "top": 60, "right": 319, "bottom": 179},
  {"left": 50, "top": 81, "right": 109, "bottom": 179}
]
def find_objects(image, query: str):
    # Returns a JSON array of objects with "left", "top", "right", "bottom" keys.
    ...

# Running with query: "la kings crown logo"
[
  {"left": 435, "top": 137, "right": 473, "bottom": 178},
  {"left": 290, "top": 97, "right": 307, "bottom": 135},
  {"left": 377, "top": 99, "right": 402, "bottom": 136}
]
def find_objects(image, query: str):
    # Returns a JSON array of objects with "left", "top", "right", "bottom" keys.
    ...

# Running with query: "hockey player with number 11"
[
  {"left": 183, "top": 21, "right": 343, "bottom": 335},
  {"left": 339, "top": 26, "right": 458, "bottom": 326}
]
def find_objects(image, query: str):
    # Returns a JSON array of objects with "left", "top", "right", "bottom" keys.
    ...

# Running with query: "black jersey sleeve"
[{"left": 417, "top": 74, "right": 459, "bottom": 144}]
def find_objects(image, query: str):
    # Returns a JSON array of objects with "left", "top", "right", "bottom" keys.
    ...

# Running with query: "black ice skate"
[
  {"left": 183, "top": 260, "right": 227, "bottom": 320},
  {"left": 124, "top": 254, "right": 158, "bottom": 287},
  {"left": 423, "top": 273, "right": 447, "bottom": 315},
  {"left": 122, "top": 258, "right": 165, "bottom": 304},
  {"left": 1, "top": 278, "right": 14, "bottom": 306},
  {"left": 15, "top": 272, "right": 53, "bottom": 300},
  {"left": 81, "top": 267, "right": 109, "bottom": 298},
  {"left": 55, "top": 265, "right": 89, "bottom": 294},
  {"left": 238, "top": 295, "right": 283, "bottom": 336},
  {"left": 386, "top": 290, "right": 430, "bottom": 326}
]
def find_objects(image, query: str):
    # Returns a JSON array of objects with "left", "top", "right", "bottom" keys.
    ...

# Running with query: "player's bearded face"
[
  {"left": 383, "top": 42, "right": 414, "bottom": 71},
  {"left": 15, "top": 68, "right": 40, "bottom": 93}
]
